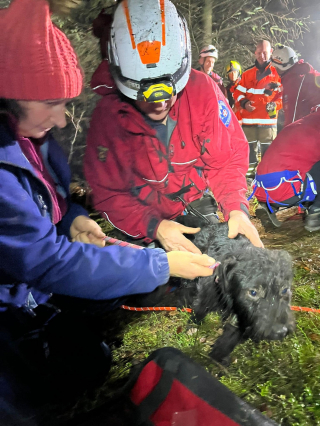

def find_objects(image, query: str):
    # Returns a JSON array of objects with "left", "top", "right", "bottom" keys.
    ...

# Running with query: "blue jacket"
[{"left": 0, "top": 124, "right": 169, "bottom": 310}]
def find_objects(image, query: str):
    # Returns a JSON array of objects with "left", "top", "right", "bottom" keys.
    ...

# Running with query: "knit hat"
[{"left": 0, "top": 0, "right": 83, "bottom": 100}]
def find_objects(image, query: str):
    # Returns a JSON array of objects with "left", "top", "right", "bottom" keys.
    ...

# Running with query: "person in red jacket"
[
  {"left": 234, "top": 40, "right": 282, "bottom": 178},
  {"left": 197, "top": 45, "right": 228, "bottom": 98},
  {"left": 251, "top": 106, "right": 320, "bottom": 232},
  {"left": 271, "top": 45, "right": 320, "bottom": 127},
  {"left": 85, "top": 0, "right": 262, "bottom": 253}
]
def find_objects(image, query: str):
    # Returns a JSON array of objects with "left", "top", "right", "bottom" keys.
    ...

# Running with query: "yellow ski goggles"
[{"left": 138, "top": 79, "right": 176, "bottom": 103}]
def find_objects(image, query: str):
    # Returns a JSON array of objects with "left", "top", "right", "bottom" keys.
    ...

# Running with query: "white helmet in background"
[
  {"left": 108, "top": 0, "right": 191, "bottom": 102},
  {"left": 271, "top": 45, "right": 298, "bottom": 72},
  {"left": 199, "top": 45, "right": 218, "bottom": 60}
]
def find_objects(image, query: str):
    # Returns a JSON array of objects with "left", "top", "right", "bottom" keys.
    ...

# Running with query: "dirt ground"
[{"left": 252, "top": 206, "right": 320, "bottom": 275}]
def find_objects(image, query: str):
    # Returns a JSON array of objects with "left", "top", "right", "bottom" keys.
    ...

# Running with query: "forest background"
[{"left": 2, "top": 0, "right": 317, "bottom": 179}]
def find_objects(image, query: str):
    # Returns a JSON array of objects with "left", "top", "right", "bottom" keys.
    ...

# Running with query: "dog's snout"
[{"left": 269, "top": 324, "right": 289, "bottom": 340}]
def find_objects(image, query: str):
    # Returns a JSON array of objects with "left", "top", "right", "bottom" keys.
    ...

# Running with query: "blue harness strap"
[{"left": 247, "top": 170, "right": 317, "bottom": 213}]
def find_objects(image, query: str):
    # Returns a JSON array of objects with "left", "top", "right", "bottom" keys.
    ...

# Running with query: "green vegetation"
[
  {"left": 75, "top": 212, "right": 319, "bottom": 426},
  {"left": 102, "top": 263, "right": 320, "bottom": 425}
]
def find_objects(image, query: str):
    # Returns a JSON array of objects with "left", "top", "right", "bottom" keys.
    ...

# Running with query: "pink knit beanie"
[{"left": 0, "top": 0, "right": 83, "bottom": 100}]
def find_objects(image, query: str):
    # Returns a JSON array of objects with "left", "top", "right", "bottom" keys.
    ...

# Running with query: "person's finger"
[
  {"left": 190, "top": 265, "right": 213, "bottom": 278},
  {"left": 179, "top": 236, "right": 202, "bottom": 254},
  {"left": 227, "top": 222, "right": 238, "bottom": 239},
  {"left": 84, "top": 220, "right": 106, "bottom": 238},
  {"left": 245, "top": 229, "right": 264, "bottom": 248},
  {"left": 191, "top": 254, "right": 216, "bottom": 267},
  {"left": 87, "top": 233, "right": 106, "bottom": 247},
  {"left": 178, "top": 225, "right": 201, "bottom": 235},
  {"left": 72, "top": 232, "right": 91, "bottom": 244}
]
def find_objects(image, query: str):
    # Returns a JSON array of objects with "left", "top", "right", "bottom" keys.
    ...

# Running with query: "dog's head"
[{"left": 217, "top": 248, "right": 295, "bottom": 341}]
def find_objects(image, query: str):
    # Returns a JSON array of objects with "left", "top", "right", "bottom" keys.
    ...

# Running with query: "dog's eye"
[
  {"left": 248, "top": 290, "right": 257, "bottom": 297},
  {"left": 281, "top": 288, "right": 288, "bottom": 295}
]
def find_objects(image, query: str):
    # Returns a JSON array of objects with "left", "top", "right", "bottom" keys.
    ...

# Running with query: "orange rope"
[
  {"left": 121, "top": 305, "right": 320, "bottom": 314},
  {"left": 121, "top": 305, "right": 192, "bottom": 313},
  {"left": 290, "top": 305, "right": 320, "bottom": 314}
]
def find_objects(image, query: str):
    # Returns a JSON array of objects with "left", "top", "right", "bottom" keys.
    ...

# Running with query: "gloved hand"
[
  {"left": 264, "top": 82, "right": 281, "bottom": 96},
  {"left": 266, "top": 102, "right": 277, "bottom": 118}
]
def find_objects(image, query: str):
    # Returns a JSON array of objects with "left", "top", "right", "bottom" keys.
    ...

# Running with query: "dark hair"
[{"left": 0, "top": 98, "right": 26, "bottom": 121}]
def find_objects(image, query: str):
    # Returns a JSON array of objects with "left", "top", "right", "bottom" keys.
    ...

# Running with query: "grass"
[
  {"left": 98, "top": 255, "right": 320, "bottom": 425},
  {"left": 69, "top": 191, "right": 320, "bottom": 424}
]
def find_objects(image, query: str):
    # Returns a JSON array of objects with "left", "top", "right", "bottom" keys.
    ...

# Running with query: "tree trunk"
[{"left": 202, "top": 0, "right": 213, "bottom": 45}]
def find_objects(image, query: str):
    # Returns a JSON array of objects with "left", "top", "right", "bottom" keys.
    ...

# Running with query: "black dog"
[{"left": 176, "top": 215, "right": 295, "bottom": 364}]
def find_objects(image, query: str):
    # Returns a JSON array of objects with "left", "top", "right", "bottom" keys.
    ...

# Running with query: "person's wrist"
[{"left": 229, "top": 210, "right": 247, "bottom": 218}]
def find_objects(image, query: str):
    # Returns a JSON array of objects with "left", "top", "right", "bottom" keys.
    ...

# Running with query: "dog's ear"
[
  {"left": 217, "top": 257, "right": 238, "bottom": 315},
  {"left": 219, "top": 257, "right": 237, "bottom": 292}
]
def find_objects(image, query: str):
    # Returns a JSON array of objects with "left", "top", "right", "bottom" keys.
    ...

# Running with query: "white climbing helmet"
[
  {"left": 108, "top": 0, "right": 191, "bottom": 102},
  {"left": 199, "top": 45, "right": 218, "bottom": 60},
  {"left": 271, "top": 45, "right": 298, "bottom": 72}
]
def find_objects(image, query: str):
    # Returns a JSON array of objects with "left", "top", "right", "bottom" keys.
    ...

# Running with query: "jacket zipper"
[{"left": 38, "top": 194, "right": 48, "bottom": 217}]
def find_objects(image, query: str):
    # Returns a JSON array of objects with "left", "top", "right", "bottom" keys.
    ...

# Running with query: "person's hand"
[
  {"left": 167, "top": 252, "right": 216, "bottom": 280},
  {"left": 228, "top": 210, "right": 264, "bottom": 248},
  {"left": 156, "top": 219, "right": 202, "bottom": 254},
  {"left": 244, "top": 101, "right": 256, "bottom": 112},
  {"left": 70, "top": 215, "right": 106, "bottom": 248}
]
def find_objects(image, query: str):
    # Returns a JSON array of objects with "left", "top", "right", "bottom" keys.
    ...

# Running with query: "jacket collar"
[{"left": 0, "top": 123, "right": 37, "bottom": 174}]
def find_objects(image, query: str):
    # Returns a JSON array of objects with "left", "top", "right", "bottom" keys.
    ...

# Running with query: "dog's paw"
[{"left": 209, "top": 345, "right": 231, "bottom": 366}]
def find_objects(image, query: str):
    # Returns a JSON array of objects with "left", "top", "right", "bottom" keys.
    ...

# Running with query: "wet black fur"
[{"left": 176, "top": 215, "right": 295, "bottom": 364}]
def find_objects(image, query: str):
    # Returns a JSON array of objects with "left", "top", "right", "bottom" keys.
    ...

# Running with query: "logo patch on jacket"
[
  {"left": 218, "top": 100, "right": 231, "bottom": 128},
  {"left": 97, "top": 146, "right": 109, "bottom": 162}
]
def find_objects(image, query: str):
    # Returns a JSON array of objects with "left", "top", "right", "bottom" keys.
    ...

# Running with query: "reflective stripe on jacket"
[{"left": 234, "top": 62, "right": 282, "bottom": 126}]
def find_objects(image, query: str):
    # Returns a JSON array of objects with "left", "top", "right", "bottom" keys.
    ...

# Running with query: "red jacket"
[
  {"left": 234, "top": 62, "right": 282, "bottom": 127},
  {"left": 255, "top": 108, "right": 320, "bottom": 202},
  {"left": 85, "top": 61, "right": 249, "bottom": 241},
  {"left": 209, "top": 71, "right": 228, "bottom": 98},
  {"left": 281, "top": 60, "right": 320, "bottom": 127}
]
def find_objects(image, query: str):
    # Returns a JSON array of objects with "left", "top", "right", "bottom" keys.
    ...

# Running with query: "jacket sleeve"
[
  {"left": 234, "top": 73, "right": 249, "bottom": 110},
  {"left": 271, "top": 80, "right": 283, "bottom": 111},
  {"left": 306, "top": 70, "right": 320, "bottom": 112},
  {"left": 85, "top": 106, "right": 164, "bottom": 241},
  {"left": 200, "top": 81, "right": 249, "bottom": 219},
  {"left": 0, "top": 168, "right": 169, "bottom": 300}
]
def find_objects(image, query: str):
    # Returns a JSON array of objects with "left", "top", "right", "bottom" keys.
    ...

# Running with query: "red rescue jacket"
[
  {"left": 234, "top": 61, "right": 282, "bottom": 127},
  {"left": 280, "top": 60, "right": 320, "bottom": 127},
  {"left": 209, "top": 71, "right": 228, "bottom": 98},
  {"left": 84, "top": 61, "right": 249, "bottom": 241},
  {"left": 255, "top": 108, "right": 320, "bottom": 202}
]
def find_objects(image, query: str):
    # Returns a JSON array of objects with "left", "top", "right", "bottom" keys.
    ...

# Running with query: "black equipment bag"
[{"left": 66, "top": 347, "right": 278, "bottom": 426}]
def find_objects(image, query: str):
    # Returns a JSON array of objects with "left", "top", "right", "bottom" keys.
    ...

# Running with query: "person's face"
[
  {"left": 134, "top": 95, "right": 177, "bottom": 122},
  {"left": 17, "top": 100, "right": 68, "bottom": 138},
  {"left": 228, "top": 71, "right": 239, "bottom": 83},
  {"left": 255, "top": 41, "right": 273, "bottom": 65},
  {"left": 200, "top": 57, "right": 215, "bottom": 74}
]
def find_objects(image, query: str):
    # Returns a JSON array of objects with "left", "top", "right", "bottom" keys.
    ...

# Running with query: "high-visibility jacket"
[
  {"left": 234, "top": 61, "right": 282, "bottom": 127},
  {"left": 226, "top": 77, "right": 242, "bottom": 122}
]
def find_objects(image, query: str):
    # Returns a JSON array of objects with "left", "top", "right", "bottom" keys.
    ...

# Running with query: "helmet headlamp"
[{"left": 137, "top": 78, "right": 176, "bottom": 103}]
